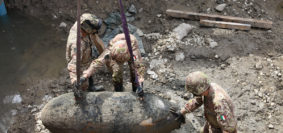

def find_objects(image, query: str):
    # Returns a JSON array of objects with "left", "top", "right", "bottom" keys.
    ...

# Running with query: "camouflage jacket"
[
  {"left": 66, "top": 22, "right": 97, "bottom": 83},
  {"left": 83, "top": 34, "right": 145, "bottom": 83},
  {"left": 184, "top": 83, "right": 237, "bottom": 132}
]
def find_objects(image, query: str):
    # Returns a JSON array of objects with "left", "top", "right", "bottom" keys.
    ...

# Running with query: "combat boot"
[
  {"left": 88, "top": 85, "right": 105, "bottom": 92},
  {"left": 114, "top": 85, "right": 124, "bottom": 92}
]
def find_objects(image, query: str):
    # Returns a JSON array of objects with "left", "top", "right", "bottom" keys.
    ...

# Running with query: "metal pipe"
[{"left": 0, "top": 0, "right": 7, "bottom": 16}]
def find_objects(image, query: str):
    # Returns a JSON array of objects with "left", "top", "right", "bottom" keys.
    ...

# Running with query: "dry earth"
[{"left": 4, "top": 0, "right": 283, "bottom": 133}]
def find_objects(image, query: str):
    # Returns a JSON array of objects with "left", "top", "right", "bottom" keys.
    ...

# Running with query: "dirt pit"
[{"left": 4, "top": 0, "right": 283, "bottom": 133}]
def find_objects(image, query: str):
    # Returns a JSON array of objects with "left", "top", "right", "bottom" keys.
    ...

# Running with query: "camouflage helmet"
[
  {"left": 80, "top": 13, "right": 102, "bottom": 34},
  {"left": 185, "top": 71, "right": 211, "bottom": 95},
  {"left": 110, "top": 40, "right": 131, "bottom": 63}
]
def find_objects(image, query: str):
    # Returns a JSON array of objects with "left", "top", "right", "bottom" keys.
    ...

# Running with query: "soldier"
[
  {"left": 170, "top": 71, "right": 237, "bottom": 133},
  {"left": 80, "top": 33, "right": 145, "bottom": 96},
  {"left": 66, "top": 13, "right": 104, "bottom": 92}
]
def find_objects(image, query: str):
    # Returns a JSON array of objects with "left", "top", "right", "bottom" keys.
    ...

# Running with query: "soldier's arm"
[
  {"left": 214, "top": 101, "right": 237, "bottom": 133},
  {"left": 132, "top": 48, "right": 145, "bottom": 84},
  {"left": 82, "top": 48, "right": 111, "bottom": 78},
  {"left": 180, "top": 96, "right": 203, "bottom": 115}
]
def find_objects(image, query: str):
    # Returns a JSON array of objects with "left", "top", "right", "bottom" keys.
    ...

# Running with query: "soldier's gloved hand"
[
  {"left": 170, "top": 107, "right": 185, "bottom": 124},
  {"left": 136, "top": 86, "right": 144, "bottom": 101},
  {"left": 74, "top": 77, "right": 86, "bottom": 87}
]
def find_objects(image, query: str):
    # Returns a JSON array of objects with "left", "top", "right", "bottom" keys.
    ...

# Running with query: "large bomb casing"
[{"left": 41, "top": 92, "right": 182, "bottom": 133}]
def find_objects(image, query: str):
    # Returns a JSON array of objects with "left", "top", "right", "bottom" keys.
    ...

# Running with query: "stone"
[
  {"left": 268, "top": 124, "right": 274, "bottom": 129},
  {"left": 183, "top": 93, "right": 191, "bottom": 100},
  {"left": 28, "top": 105, "right": 32, "bottom": 109},
  {"left": 215, "top": 55, "right": 219, "bottom": 59},
  {"left": 59, "top": 22, "right": 67, "bottom": 28},
  {"left": 138, "top": 8, "right": 143, "bottom": 13},
  {"left": 157, "top": 14, "right": 162, "bottom": 17},
  {"left": 35, "top": 124, "right": 42, "bottom": 132},
  {"left": 217, "top": 0, "right": 225, "bottom": 4},
  {"left": 150, "top": 74, "right": 158, "bottom": 79},
  {"left": 173, "top": 23, "right": 192, "bottom": 40},
  {"left": 31, "top": 108, "right": 38, "bottom": 113},
  {"left": 215, "top": 4, "right": 227, "bottom": 12},
  {"left": 11, "top": 110, "right": 17, "bottom": 116},
  {"left": 136, "top": 29, "right": 144, "bottom": 36},
  {"left": 169, "top": 100, "right": 177, "bottom": 104},
  {"left": 209, "top": 41, "right": 218, "bottom": 48},
  {"left": 255, "top": 62, "right": 263, "bottom": 70},
  {"left": 258, "top": 92, "right": 263, "bottom": 98},
  {"left": 175, "top": 52, "right": 185, "bottom": 61},
  {"left": 147, "top": 70, "right": 156, "bottom": 75},
  {"left": 221, "top": 64, "right": 226, "bottom": 69},
  {"left": 144, "top": 33, "right": 162, "bottom": 40}
]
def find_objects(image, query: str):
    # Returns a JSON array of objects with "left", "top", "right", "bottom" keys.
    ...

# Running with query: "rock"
[
  {"left": 175, "top": 52, "right": 185, "bottom": 61},
  {"left": 157, "top": 14, "right": 162, "bottom": 17},
  {"left": 209, "top": 41, "right": 218, "bottom": 48},
  {"left": 169, "top": 100, "right": 177, "bottom": 104},
  {"left": 255, "top": 62, "right": 263, "bottom": 70},
  {"left": 217, "top": 0, "right": 225, "bottom": 4},
  {"left": 150, "top": 74, "right": 158, "bottom": 79},
  {"left": 221, "top": 64, "right": 226, "bottom": 69},
  {"left": 258, "top": 92, "right": 263, "bottom": 98},
  {"left": 183, "top": 93, "right": 191, "bottom": 100},
  {"left": 31, "top": 108, "right": 38, "bottom": 113},
  {"left": 215, "top": 55, "right": 219, "bottom": 59},
  {"left": 11, "top": 110, "right": 17, "bottom": 116},
  {"left": 59, "top": 22, "right": 67, "bottom": 28},
  {"left": 173, "top": 23, "right": 192, "bottom": 40},
  {"left": 138, "top": 8, "right": 143, "bottom": 13},
  {"left": 215, "top": 4, "right": 227, "bottom": 12},
  {"left": 136, "top": 29, "right": 144, "bottom": 36},
  {"left": 147, "top": 70, "right": 156, "bottom": 75},
  {"left": 37, "top": 120, "right": 43, "bottom": 124},
  {"left": 28, "top": 105, "right": 32, "bottom": 109},
  {"left": 144, "top": 33, "right": 162, "bottom": 40},
  {"left": 268, "top": 124, "right": 274, "bottom": 129},
  {"left": 35, "top": 124, "right": 41, "bottom": 132}
]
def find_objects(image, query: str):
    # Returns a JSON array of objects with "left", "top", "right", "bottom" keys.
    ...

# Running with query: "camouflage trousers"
[
  {"left": 200, "top": 121, "right": 237, "bottom": 133},
  {"left": 70, "top": 66, "right": 90, "bottom": 91},
  {"left": 111, "top": 59, "right": 137, "bottom": 92}
]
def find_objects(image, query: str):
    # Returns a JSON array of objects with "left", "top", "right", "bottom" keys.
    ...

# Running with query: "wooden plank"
[
  {"left": 200, "top": 20, "right": 251, "bottom": 30},
  {"left": 92, "top": 34, "right": 113, "bottom": 74},
  {"left": 166, "top": 9, "right": 272, "bottom": 29}
]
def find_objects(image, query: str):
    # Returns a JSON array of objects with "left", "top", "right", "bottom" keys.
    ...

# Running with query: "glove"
[
  {"left": 74, "top": 77, "right": 86, "bottom": 87},
  {"left": 170, "top": 107, "right": 185, "bottom": 124},
  {"left": 136, "top": 86, "right": 144, "bottom": 101}
]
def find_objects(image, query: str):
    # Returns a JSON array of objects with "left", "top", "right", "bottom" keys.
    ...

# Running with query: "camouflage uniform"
[
  {"left": 66, "top": 22, "right": 97, "bottom": 91},
  {"left": 184, "top": 83, "right": 237, "bottom": 133},
  {"left": 83, "top": 33, "right": 145, "bottom": 91}
]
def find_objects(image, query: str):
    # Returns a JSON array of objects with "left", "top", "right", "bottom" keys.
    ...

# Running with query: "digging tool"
[
  {"left": 74, "top": 0, "right": 82, "bottom": 100},
  {"left": 118, "top": 0, "right": 144, "bottom": 100}
]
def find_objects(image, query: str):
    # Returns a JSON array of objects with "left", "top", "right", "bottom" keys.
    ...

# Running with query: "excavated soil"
[{"left": 3, "top": 0, "right": 283, "bottom": 133}]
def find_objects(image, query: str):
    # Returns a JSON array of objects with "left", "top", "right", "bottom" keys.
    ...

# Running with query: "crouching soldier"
[
  {"left": 78, "top": 33, "right": 145, "bottom": 98},
  {"left": 170, "top": 71, "right": 237, "bottom": 133}
]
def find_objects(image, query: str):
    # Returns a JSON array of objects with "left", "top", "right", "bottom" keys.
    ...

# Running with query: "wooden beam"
[
  {"left": 166, "top": 9, "right": 272, "bottom": 29},
  {"left": 200, "top": 20, "right": 251, "bottom": 30}
]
